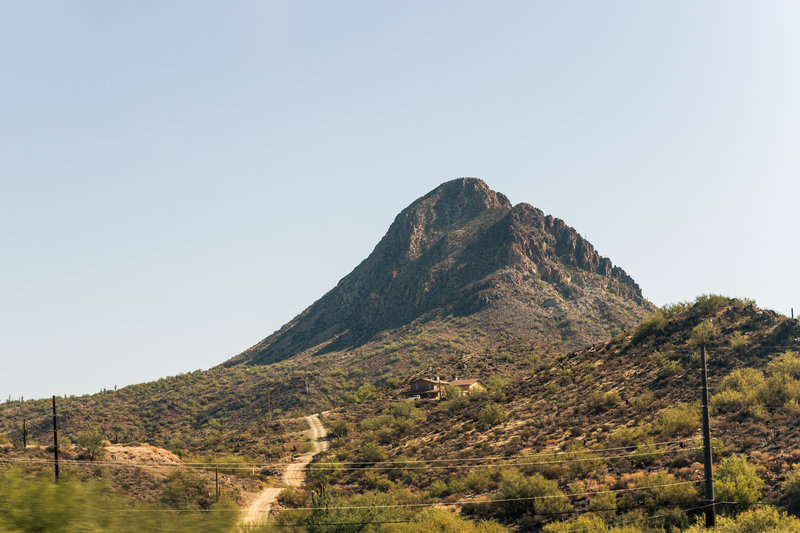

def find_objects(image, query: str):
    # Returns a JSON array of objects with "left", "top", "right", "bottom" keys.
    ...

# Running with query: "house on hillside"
[
  {"left": 449, "top": 378, "right": 487, "bottom": 395},
  {"left": 408, "top": 377, "right": 447, "bottom": 399},
  {"left": 407, "top": 376, "right": 486, "bottom": 399}
]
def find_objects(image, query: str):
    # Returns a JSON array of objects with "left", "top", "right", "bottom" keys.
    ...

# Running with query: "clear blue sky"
[{"left": 2, "top": 1, "right": 798, "bottom": 400}]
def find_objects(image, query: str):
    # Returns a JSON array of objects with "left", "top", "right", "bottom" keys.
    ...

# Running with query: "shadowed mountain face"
[{"left": 226, "top": 178, "right": 655, "bottom": 366}]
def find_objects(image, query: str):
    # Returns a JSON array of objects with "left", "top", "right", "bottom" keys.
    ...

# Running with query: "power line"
[
  {"left": 0, "top": 446, "right": 709, "bottom": 472},
  {"left": 0, "top": 480, "right": 707, "bottom": 514}
]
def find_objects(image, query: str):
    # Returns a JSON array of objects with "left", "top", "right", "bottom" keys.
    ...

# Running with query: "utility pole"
[
  {"left": 215, "top": 466, "right": 219, "bottom": 502},
  {"left": 52, "top": 395, "right": 59, "bottom": 482},
  {"left": 22, "top": 418, "right": 28, "bottom": 449},
  {"left": 700, "top": 345, "right": 716, "bottom": 527},
  {"left": 267, "top": 388, "right": 272, "bottom": 421}
]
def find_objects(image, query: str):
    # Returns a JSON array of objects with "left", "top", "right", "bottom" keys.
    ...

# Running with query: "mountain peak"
[
  {"left": 383, "top": 178, "right": 511, "bottom": 263},
  {"left": 226, "top": 179, "right": 654, "bottom": 366}
]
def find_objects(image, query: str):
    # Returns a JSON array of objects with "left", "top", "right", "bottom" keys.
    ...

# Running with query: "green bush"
[
  {"left": 304, "top": 488, "right": 403, "bottom": 533},
  {"left": 160, "top": 470, "right": 214, "bottom": 510},
  {"left": 356, "top": 441, "right": 387, "bottom": 464},
  {"left": 655, "top": 403, "right": 699, "bottom": 436},
  {"left": 685, "top": 505, "right": 800, "bottom": 533},
  {"left": 691, "top": 294, "right": 730, "bottom": 316},
  {"left": 474, "top": 403, "right": 507, "bottom": 429},
  {"left": 714, "top": 455, "right": 764, "bottom": 512},
  {"left": 729, "top": 331, "right": 749, "bottom": 348},
  {"left": 308, "top": 461, "right": 344, "bottom": 488},
  {"left": 588, "top": 491, "right": 617, "bottom": 519},
  {"left": 588, "top": 391, "right": 622, "bottom": 412},
  {"left": 494, "top": 469, "right": 571, "bottom": 517},
  {"left": 767, "top": 351, "right": 800, "bottom": 379},
  {"left": 690, "top": 320, "right": 720, "bottom": 346},
  {"left": 782, "top": 464, "right": 800, "bottom": 511},
  {"left": 634, "top": 471, "right": 698, "bottom": 509},
  {"left": 632, "top": 312, "right": 667, "bottom": 344},
  {"left": 562, "top": 443, "right": 606, "bottom": 477},
  {"left": 381, "top": 508, "right": 509, "bottom": 533},
  {"left": 327, "top": 419, "right": 352, "bottom": 438},
  {"left": 0, "top": 467, "right": 237, "bottom": 532}
]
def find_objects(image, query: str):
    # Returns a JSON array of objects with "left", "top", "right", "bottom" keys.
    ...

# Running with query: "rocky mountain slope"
[
  {"left": 227, "top": 178, "right": 653, "bottom": 367},
  {"left": 299, "top": 296, "right": 800, "bottom": 530}
]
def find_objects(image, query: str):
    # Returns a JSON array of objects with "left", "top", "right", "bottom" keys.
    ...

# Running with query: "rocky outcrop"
[{"left": 225, "top": 178, "right": 654, "bottom": 366}]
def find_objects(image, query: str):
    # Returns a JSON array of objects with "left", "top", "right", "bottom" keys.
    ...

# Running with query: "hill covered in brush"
[{"left": 297, "top": 295, "right": 800, "bottom": 531}]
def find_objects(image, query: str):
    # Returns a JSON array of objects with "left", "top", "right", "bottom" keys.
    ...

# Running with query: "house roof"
[
  {"left": 449, "top": 379, "right": 483, "bottom": 386},
  {"left": 409, "top": 377, "right": 446, "bottom": 384}
]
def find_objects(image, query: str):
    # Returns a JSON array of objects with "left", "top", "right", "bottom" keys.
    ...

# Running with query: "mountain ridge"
[{"left": 226, "top": 178, "right": 653, "bottom": 367}]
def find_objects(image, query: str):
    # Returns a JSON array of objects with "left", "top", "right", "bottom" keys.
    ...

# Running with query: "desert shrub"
[
  {"left": 690, "top": 320, "right": 720, "bottom": 346},
  {"left": 759, "top": 373, "right": 800, "bottom": 406},
  {"left": 609, "top": 427, "right": 649, "bottom": 448},
  {"left": 542, "top": 514, "right": 608, "bottom": 533},
  {"left": 385, "top": 376, "right": 402, "bottom": 388},
  {"left": 684, "top": 505, "right": 800, "bottom": 533},
  {"left": 327, "top": 419, "right": 352, "bottom": 438},
  {"left": 632, "top": 312, "right": 667, "bottom": 344},
  {"left": 487, "top": 375, "right": 511, "bottom": 391},
  {"left": 308, "top": 461, "right": 344, "bottom": 488},
  {"left": 388, "top": 401, "right": 424, "bottom": 421},
  {"left": 562, "top": 442, "right": 606, "bottom": 477},
  {"left": 715, "top": 455, "right": 764, "bottom": 512},
  {"left": 464, "top": 467, "right": 501, "bottom": 493},
  {"left": 357, "top": 471, "right": 393, "bottom": 491},
  {"left": 767, "top": 351, "right": 800, "bottom": 379},
  {"left": 632, "top": 440, "right": 661, "bottom": 466},
  {"left": 691, "top": 294, "right": 730, "bottom": 316},
  {"left": 439, "top": 384, "right": 461, "bottom": 400},
  {"left": 388, "top": 456, "right": 422, "bottom": 483},
  {"left": 426, "top": 479, "right": 451, "bottom": 498},
  {"left": 75, "top": 428, "right": 106, "bottom": 460},
  {"left": 712, "top": 368, "right": 765, "bottom": 412},
  {"left": 494, "top": 469, "right": 571, "bottom": 517},
  {"left": 634, "top": 471, "right": 698, "bottom": 509},
  {"left": 658, "top": 360, "right": 682, "bottom": 379},
  {"left": 160, "top": 470, "right": 214, "bottom": 510},
  {"left": 474, "top": 403, "right": 507, "bottom": 429},
  {"left": 349, "top": 383, "right": 381, "bottom": 403},
  {"left": 0, "top": 467, "right": 237, "bottom": 532},
  {"left": 589, "top": 391, "right": 621, "bottom": 412},
  {"left": 655, "top": 403, "right": 699, "bottom": 436},
  {"left": 278, "top": 486, "right": 311, "bottom": 507},
  {"left": 382, "top": 508, "right": 509, "bottom": 533},
  {"left": 662, "top": 301, "right": 690, "bottom": 318},
  {"left": 304, "top": 489, "right": 403, "bottom": 533},
  {"left": 361, "top": 414, "right": 394, "bottom": 432},
  {"left": 588, "top": 491, "right": 617, "bottom": 519},
  {"left": 729, "top": 331, "right": 749, "bottom": 348},
  {"left": 782, "top": 464, "right": 800, "bottom": 511},
  {"left": 630, "top": 392, "right": 654, "bottom": 410},
  {"left": 356, "top": 442, "right": 387, "bottom": 464}
]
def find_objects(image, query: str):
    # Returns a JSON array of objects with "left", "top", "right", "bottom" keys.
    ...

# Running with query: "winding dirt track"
[{"left": 240, "top": 414, "right": 327, "bottom": 527}]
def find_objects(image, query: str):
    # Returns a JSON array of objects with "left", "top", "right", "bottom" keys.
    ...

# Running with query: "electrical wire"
[{"left": 0, "top": 445, "right": 709, "bottom": 472}]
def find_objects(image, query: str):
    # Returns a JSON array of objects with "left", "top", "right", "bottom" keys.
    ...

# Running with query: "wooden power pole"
[
  {"left": 700, "top": 345, "right": 716, "bottom": 527},
  {"left": 22, "top": 418, "right": 28, "bottom": 449},
  {"left": 215, "top": 466, "right": 220, "bottom": 502},
  {"left": 52, "top": 395, "right": 59, "bottom": 482}
]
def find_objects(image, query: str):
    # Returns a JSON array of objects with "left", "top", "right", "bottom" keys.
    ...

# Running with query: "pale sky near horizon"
[{"left": 2, "top": 1, "right": 799, "bottom": 400}]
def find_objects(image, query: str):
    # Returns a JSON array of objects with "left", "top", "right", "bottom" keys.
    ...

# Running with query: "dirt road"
[{"left": 240, "top": 414, "right": 328, "bottom": 527}]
